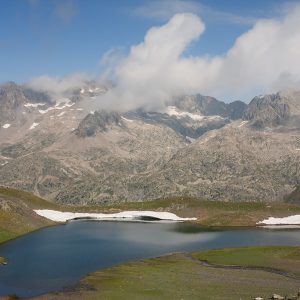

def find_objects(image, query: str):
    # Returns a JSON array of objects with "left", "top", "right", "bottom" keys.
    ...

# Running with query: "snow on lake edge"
[
  {"left": 257, "top": 215, "right": 300, "bottom": 225},
  {"left": 34, "top": 209, "right": 197, "bottom": 222}
]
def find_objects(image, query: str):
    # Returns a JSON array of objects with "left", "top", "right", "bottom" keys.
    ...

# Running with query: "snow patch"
[
  {"left": 257, "top": 215, "right": 300, "bottom": 225},
  {"left": 121, "top": 116, "right": 134, "bottom": 122},
  {"left": 2, "top": 124, "right": 11, "bottom": 129},
  {"left": 29, "top": 122, "right": 39, "bottom": 130},
  {"left": 165, "top": 106, "right": 205, "bottom": 121},
  {"left": 34, "top": 209, "right": 197, "bottom": 223},
  {"left": 164, "top": 106, "right": 222, "bottom": 121},
  {"left": 24, "top": 103, "right": 46, "bottom": 108},
  {"left": 238, "top": 121, "right": 248, "bottom": 128},
  {"left": 57, "top": 111, "right": 66, "bottom": 117},
  {"left": 186, "top": 136, "right": 195, "bottom": 143},
  {"left": 39, "top": 99, "right": 74, "bottom": 114}
]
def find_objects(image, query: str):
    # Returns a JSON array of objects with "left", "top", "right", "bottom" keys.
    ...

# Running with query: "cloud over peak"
[
  {"left": 28, "top": 6, "right": 300, "bottom": 111},
  {"left": 99, "top": 7, "right": 300, "bottom": 110}
]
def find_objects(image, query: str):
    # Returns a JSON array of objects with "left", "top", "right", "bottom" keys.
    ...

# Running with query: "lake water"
[{"left": 0, "top": 221, "right": 300, "bottom": 297}]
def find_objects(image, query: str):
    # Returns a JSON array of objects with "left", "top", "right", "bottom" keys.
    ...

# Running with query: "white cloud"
[
  {"left": 98, "top": 13, "right": 205, "bottom": 111},
  {"left": 27, "top": 6, "right": 300, "bottom": 111},
  {"left": 26, "top": 73, "right": 90, "bottom": 96},
  {"left": 99, "top": 48, "right": 125, "bottom": 80},
  {"left": 133, "top": 0, "right": 256, "bottom": 25},
  {"left": 97, "top": 6, "right": 300, "bottom": 110}
]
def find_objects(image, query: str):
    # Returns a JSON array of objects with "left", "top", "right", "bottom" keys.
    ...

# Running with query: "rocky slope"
[{"left": 0, "top": 82, "right": 299, "bottom": 204}]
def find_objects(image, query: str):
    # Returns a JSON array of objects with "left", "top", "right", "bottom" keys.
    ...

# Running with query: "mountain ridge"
[{"left": 0, "top": 82, "right": 299, "bottom": 204}]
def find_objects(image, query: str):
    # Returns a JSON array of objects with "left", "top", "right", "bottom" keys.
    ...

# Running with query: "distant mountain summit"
[
  {"left": 0, "top": 82, "right": 51, "bottom": 124},
  {"left": 173, "top": 94, "right": 247, "bottom": 119},
  {"left": 243, "top": 90, "right": 300, "bottom": 129},
  {"left": 0, "top": 82, "right": 299, "bottom": 204},
  {"left": 76, "top": 111, "right": 124, "bottom": 137}
]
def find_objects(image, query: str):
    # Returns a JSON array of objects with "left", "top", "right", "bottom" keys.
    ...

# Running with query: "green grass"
[
  {"left": 0, "top": 256, "right": 5, "bottom": 264},
  {"left": 193, "top": 246, "right": 300, "bottom": 277},
  {"left": 0, "top": 187, "right": 59, "bottom": 210},
  {"left": 0, "top": 188, "right": 299, "bottom": 299},
  {"left": 45, "top": 246, "right": 300, "bottom": 300},
  {"left": 0, "top": 187, "right": 59, "bottom": 244}
]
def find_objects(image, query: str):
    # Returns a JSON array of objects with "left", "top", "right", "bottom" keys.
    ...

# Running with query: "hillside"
[
  {"left": 0, "top": 82, "right": 300, "bottom": 204},
  {"left": 286, "top": 185, "right": 300, "bottom": 205},
  {"left": 0, "top": 187, "right": 58, "bottom": 244}
]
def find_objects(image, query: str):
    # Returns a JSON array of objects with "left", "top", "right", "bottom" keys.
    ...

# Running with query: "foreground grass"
[
  {"left": 35, "top": 246, "right": 300, "bottom": 300},
  {"left": 194, "top": 246, "right": 300, "bottom": 277},
  {"left": 0, "top": 187, "right": 59, "bottom": 244}
]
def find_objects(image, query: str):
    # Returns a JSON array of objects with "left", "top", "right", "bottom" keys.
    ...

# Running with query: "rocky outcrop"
[
  {"left": 227, "top": 100, "right": 248, "bottom": 120},
  {"left": 0, "top": 81, "right": 51, "bottom": 124},
  {"left": 127, "top": 109, "right": 229, "bottom": 139},
  {"left": 243, "top": 93, "right": 291, "bottom": 128},
  {"left": 75, "top": 111, "right": 124, "bottom": 137},
  {"left": 173, "top": 95, "right": 247, "bottom": 119},
  {"left": 174, "top": 94, "right": 229, "bottom": 117}
]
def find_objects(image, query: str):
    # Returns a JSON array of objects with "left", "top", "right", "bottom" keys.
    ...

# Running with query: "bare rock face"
[
  {"left": 75, "top": 111, "right": 124, "bottom": 137},
  {"left": 243, "top": 93, "right": 293, "bottom": 128},
  {"left": 174, "top": 94, "right": 229, "bottom": 117},
  {"left": 227, "top": 101, "right": 248, "bottom": 120},
  {"left": 1, "top": 82, "right": 300, "bottom": 205},
  {"left": 0, "top": 82, "right": 51, "bottom": 124},
  {"left": 126, "top": 109, "right": 229, "bottom": 140},
  {"left": 173, "top": 94, "right": 247, "bottom": 119}
]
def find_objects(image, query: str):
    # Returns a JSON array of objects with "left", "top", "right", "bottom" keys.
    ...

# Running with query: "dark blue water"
[{"left": 0, "top": 221, "right": 299, "bottom": 297}]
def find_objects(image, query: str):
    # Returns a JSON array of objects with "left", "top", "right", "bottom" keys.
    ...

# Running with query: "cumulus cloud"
[
  {"left": 28, "top": 6, "right": 300, "bottom": 111},
  {"left": 96, "top": 6, "right": 300, "bottom": 111},
  {"left": 26, "top": 73, "right": 90, "bottom": 96},
  {"left": 133, "top": 0, "right": 256, "bottom": 25},
  {"left": 99, "top": 13, "right": 205, "bottom": 111}
]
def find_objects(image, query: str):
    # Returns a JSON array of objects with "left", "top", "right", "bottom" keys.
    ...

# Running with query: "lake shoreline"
[{"left": 29, "top": 246, "right": 300, "bottom": 300}]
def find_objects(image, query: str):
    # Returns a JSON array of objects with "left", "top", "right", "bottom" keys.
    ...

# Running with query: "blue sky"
[{"left": 0, "top": 0, "right": 297, "bottom": 84}]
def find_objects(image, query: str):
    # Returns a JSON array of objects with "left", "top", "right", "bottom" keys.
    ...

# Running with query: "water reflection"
[{"left": 0, "top": 221, "right": 299, "bottom": 297}]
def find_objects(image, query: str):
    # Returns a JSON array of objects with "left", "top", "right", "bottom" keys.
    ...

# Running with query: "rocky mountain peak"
[
  {"left": 173, "top": 94, "right": 247, "bottom": 120},
  {"left": 68, "top": 81, "right": 108, "bottom": 103},
  {"left": 75, "top": 110, "right": 124, "bottom": 137},
  {"left": 0, "top": 82, "right": 51, "bottom": 124},
  {"left": 173, "top": 94, "right": 228, "bottom": 117},
  {"left": 243, "top": 92, "right": 294, "bottom": 128}
]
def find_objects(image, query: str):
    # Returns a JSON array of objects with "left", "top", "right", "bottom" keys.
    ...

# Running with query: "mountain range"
[{"left": 0, "top": 81, "right": 299, "bottom": 205}]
